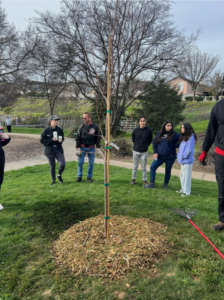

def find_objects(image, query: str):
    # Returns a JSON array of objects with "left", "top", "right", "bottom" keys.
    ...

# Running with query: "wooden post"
[{"left": 105, "top": 35, "right": 111, "bottom": 240}]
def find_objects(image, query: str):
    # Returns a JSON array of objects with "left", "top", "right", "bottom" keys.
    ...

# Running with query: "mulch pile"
[{"left": 52, "top": 215, "right": 169, "bottom": 279}]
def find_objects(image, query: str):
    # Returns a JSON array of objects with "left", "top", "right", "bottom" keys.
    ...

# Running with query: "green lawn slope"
[{"left": 0, "top": 162, "right": 223, "bottom": 299}]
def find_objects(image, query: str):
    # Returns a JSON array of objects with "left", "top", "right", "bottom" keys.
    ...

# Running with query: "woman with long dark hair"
[
  {"left": 144, "top": 120, "right": 180, "bottom": 189},
  {"left": 177, "top": 122, "right": 197, "bottom": 196}
]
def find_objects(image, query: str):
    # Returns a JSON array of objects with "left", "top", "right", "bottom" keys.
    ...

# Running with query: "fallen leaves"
[{"left": 52, "top": 215, "right": 169, "bottom": 279}]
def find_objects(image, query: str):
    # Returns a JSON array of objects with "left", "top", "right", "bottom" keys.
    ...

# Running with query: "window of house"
[{"left": 177, "top": 82, "right": 184, "bottom": 91}]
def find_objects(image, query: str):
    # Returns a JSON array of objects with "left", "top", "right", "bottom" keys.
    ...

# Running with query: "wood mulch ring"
[{"left": 52, "top": 215, "right": 169, "bottom": 279}]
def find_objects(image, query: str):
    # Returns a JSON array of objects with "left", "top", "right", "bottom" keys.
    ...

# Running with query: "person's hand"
[
  {"left": 53, "top": 137, "right": 58, "bottom": 141},
  {"left": 96, "top": 148, "right": 103, "bottom": 157},
  {"left": 76, "top": 149, "right": 82, "bottom": 157},
  {"left": 59, "top": 138, "right": 63, "bottom": 143},
  {"left": 198, "top": 151, "right": 207, "bottom": 166},
  {"left": 0, "top": 133, "right": 9, "bottom": 139},
  {"left": 153, "top": 153, "right": 158, "bottom": 159}
]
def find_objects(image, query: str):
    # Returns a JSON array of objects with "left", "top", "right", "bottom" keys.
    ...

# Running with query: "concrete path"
[{"left": 5, "top": 133, "right": 216, "bottom": 182}]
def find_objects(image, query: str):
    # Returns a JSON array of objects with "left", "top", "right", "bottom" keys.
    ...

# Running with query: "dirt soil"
[{"left": 4, "top": 137, "right": 43, "bottom": 163}]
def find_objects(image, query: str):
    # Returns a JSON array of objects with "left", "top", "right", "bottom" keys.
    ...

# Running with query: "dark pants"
[
  {"left": 150, "top": 154, "right": 176, "bottom": 184},
  {"left": 7, "top": 126, "right": 11, "bottom": 133},
  {"left": 0, "top": 159, "right": 5, "bottom": 189},
  {"left": 215, "top": 153, "right": 224, "bottom": 222},
  {"left": 47, "top": 151, "right": 66, "bottom": 182}
]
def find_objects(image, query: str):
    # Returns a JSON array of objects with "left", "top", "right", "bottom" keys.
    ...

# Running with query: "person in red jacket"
[{"left": 199, "top": 98, "right": 224, "bottom": 231}]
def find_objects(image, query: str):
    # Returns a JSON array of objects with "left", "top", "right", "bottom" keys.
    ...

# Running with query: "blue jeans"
[
  {"left": 78, "top": 147, "right": 95, "bottom": 178},
  {"left": 150, "top": 154, "right": 176, "bottom": 184}
]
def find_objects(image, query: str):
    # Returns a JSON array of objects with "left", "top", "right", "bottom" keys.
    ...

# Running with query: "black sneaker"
[
  {"left": 57, "top": 174, "right": 63, "bottom": 183},
  {"left": 50, "top": 181, "right": 56, "bottom": 186},
  {"left": 212, "top": 222, "right": 224, "bottom": 231},
  {"left": 87, "top": 178, "right": 93, "bottom": 183},
  {"left": 76, "top": 177, "right": 82, "bottom": 182},
  {"left": 163, "top": 183, "right": 169, "bottom": 189},
  {"left": 144, "top": 182, "right": 155, "bottom": 189}
]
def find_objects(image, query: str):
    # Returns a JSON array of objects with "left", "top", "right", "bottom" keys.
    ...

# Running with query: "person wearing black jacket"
[
  {"left": 199, "top": 98, "right": 224, "bottom": 231},
  {"left": 40, "top": 115, "right": 65, "bottom": 186},
  {"left": 130, "top": 116, "right": 152, "bottom": 184},
  {"left": 0, "top": 132, "right": 11, "bottom": 211},
  {"left": 76, "top": 111, "right": 101, "bottom": 182}
]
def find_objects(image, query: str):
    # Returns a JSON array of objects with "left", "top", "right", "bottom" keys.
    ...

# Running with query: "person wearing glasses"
[
  {"left": 40, "top": 115, "right": 65, "bottom": 186},
  {"left": 76, "top": 111, "right": 101, "bottom": 182}
]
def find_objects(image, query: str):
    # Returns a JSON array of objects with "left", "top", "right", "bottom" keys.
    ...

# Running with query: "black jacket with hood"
[
  {"left": 40, "top": 126, "right": 64, "bottom": 157},
  {"left": 202, "top": 98, "right": 224, "bottom": 152}
]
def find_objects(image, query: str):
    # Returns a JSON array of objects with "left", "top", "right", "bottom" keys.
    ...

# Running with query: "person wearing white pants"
[
  {"left": 177, "top": 122, "right": 196, "bottom": 196},
  {"left": 130, "top": 116, "right": 152, "bottom": 185}
]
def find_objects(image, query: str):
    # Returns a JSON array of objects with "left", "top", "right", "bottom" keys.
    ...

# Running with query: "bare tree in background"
[
  {"left": 208, "top": 70, "right": 224, "bottom": 99},
  {"left": 33, "top": 0, "right": 199, "bottom": 136},
  {"left": 29, "top": 39, "right": 70, "bottom": 115},
  {"left": 175, "top": 49, "right": 220, "bottom": 101},
  {"left": 0, "top": 2, "right": 36, "bottom": 83}
]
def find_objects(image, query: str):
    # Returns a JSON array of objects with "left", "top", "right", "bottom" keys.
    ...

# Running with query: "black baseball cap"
[{"left": 49, "top": 115, "right": 60, "bottom": 121}]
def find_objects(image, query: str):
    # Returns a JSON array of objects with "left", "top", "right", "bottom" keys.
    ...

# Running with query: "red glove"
[{"left": 198, "top": 151, "right": 207, "bottom": 166}]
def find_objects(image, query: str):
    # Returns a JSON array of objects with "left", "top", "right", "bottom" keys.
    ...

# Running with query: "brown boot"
[
  {"left": 211, "top": 222, "right": 224, "bottom": 231},
  {"left": 130, "top": 179, "right": 136, "bottom": 185},
  {"left": 143, "top": 180, "right": 148, "bottom": 184}
]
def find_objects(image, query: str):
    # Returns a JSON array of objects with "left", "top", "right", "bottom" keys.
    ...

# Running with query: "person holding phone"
[
  {"left": 40, "top": 115, "right": 65, "bottom": 186},
  {"left": 0, "top": 132, "right": 11, "bottom": 211}
]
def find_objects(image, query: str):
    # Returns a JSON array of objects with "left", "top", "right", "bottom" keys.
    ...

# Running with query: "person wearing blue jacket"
[
  {"left": 144, "top": 120, "right": 180, "bottom": 189},
  {"left": 177, "top": 122, "right": 197, "bottom": 196}
]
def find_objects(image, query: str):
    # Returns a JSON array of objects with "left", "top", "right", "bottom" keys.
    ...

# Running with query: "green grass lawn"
[
  {"left": 175, "top": 120, "right": 209, "bottom": 135},
  {"left": 185, "top": 101, "right": 216, "bottom": 110},
  {"left": 1, "top": 162, "right": 224, "bottom": 300},
  {"left": 10, "top": 127, "right": 71, "bottom": 137}
]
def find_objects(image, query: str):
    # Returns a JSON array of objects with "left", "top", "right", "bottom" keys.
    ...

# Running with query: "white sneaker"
[
  {"left": 176, "top": 190, "right": 183, "bottom": 193},
  {"left": 0, "top": 204, "right": 3, "bottom": 210},
  {"left": 181, "top": 193, "right": 187, "bottom": 197}
]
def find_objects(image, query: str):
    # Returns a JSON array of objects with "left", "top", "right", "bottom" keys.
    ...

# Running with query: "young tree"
[
  {"left": 134, "top": 78, "right": 186, "bottom": 134},
  {"left": 175, "top": 49, "right": 220, "bottom": 101},
  {"left": 33, "top": 0, "right": 199, "bottom": 136}
]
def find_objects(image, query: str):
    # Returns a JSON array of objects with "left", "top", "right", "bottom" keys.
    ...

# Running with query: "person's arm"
[
  {"left": 58, "top": 129, "right": 65, "bottom": 143},
  {"left": 40, "top": 129, "right": 54, "bottom": 146},
  {"left": 95, "top": 126, "right": 101, "bottom": 148},
  {"left": 175, "top": 132, "right": 181, "bottom": 148},
  {"left": 153, "top": 133, "right": 158, "bottom": 154},
  {"left": 148, "top": 128, "right": 153, "bottom": 146},
  {"left": 76, "top": 125, "right": 82, "bottom": 148},
  {"left": 202, "top": 109, "right": 218, "bottom": 152},
  {"left": 182, "top": 136, "right": 195, "bottom": 159},
  {"left": 0, "top": 134, "right": 10, "bottom": 146}
]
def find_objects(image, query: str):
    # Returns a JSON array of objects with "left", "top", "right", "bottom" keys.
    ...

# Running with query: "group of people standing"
[
  {"left": 40, "top": 112, "right": 101, "bottom": 186},
  {"left": 38, "top": 98, "right": 224, "bottom": 232},
  {"left": 130, "top": 117, "right": 196, "bottom": 197}
]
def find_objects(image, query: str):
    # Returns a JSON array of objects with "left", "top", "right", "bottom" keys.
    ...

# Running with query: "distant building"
[{"left": 166, "top": 76, "right": 197, "bottom": 100}]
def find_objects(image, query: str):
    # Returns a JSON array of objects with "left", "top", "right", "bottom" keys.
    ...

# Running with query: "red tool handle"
[{"left": 189, "top": 219, "right": 224, "bottom": 260}]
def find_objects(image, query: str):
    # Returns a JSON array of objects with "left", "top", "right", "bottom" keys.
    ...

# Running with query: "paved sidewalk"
[{"left": 5, "top": 133, "right": 216, "bottom": 182}]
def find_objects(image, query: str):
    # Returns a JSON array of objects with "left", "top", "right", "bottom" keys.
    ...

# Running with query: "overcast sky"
[{"left": 2, "top": 0, "right": 224, "bottom": 72}]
